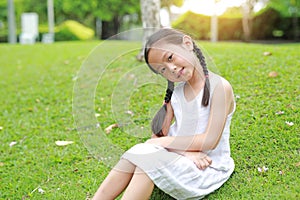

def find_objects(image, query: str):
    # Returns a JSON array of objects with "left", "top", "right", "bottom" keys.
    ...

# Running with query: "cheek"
[
  {"left": 176, "top": 53, "right": 195, "bottom": 67},
  {"left": 160, "top": 72, "right": 178, "bottom": 82}
]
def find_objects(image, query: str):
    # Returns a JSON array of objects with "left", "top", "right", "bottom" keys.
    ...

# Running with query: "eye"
[
  {"left": 168, "top": 54, "right": 173, "bottom": 62},
  {"left": 160, "top": 67, "right": 166, "bottom": 74}
]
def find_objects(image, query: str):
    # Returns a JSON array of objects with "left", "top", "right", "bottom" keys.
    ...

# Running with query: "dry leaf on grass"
[
  {"left": 275, "top": 111, "right": 284, "bottom": 115},
  {"left": 125, "top": 110, "right": 134, "bottom": 116},
  {"left": 285, "top": 121, "right": 294, "bottom": 126},
  {"left": 258, "top": 166, "right": 268, "bottom": 173},
  {"left": 279, "top": 170, "right": 284, "bottom": 175},
  {"left": 263, "top": 51, "right": 272, "bottom": 56},
  {"left": 38, "top": 188, "right": 45, "bottom": 194},
  {"left": 268, "top": 71, "right": 278, "bottom": 77},
  {"left": 105, "top": 123, "right": 119, "bottom": 134},
  {"left": 55, "top": 141, "right": 74, "bottom": 146},
  {"left": 9, "top": 141, "right": 17, "bottom": 147}
]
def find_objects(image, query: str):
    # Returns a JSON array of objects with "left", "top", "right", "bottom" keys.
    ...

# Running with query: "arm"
[{"left": 147, "top": 78, "right": 234, "bottom": 151}]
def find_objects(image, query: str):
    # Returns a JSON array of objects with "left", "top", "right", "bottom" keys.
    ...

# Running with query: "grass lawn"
[{"left": 0, "top": 40, "right": 299, "bottom": 200}]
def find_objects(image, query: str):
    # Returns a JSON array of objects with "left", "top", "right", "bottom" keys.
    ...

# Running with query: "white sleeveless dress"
[{"left": 122, "top": 81, "right": 235, "bottom": 200}]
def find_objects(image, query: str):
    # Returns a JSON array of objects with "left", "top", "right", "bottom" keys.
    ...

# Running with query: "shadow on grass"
[{"left": 150, "top": 186, "right": 175, "bottom": 200}]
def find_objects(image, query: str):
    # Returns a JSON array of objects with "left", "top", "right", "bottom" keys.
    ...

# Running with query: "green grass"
[{"left": 0, "top": 40, "right": 299, "bottom": 200}]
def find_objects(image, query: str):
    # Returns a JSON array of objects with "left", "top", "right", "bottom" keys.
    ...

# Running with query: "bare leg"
[
  {"left": 121, "top": 167, "right": 154, "bottom": 200},
  {"left": 92, "top": 159, "right": 136, "bottom": 200}
]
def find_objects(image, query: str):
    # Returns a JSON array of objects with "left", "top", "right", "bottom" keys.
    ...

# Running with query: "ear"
[{"left": 182, "top": 35, "right": 194, "bottom": 51}]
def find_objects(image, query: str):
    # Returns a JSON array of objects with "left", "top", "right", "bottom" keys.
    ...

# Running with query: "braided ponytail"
[
  {"left": 150, "top": 80, "right": 174, "bottom": 137},
  {"left": 192, "top": 41, "right": 210, "bottom": 107}
]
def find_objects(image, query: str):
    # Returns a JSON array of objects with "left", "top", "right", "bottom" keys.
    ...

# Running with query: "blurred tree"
[
  {"left": 268, "top": 0, "right": 300, "bottom": 16},
  {"left": 136, "top": 0, "right": 160, "bottom": 61},
  {"left": 7, "top": 0, "right": 16, "bottom": 43},
  {"left": 211, "top": 0, "right": 221, "bottom": 43},
  {"left": 22, "top": 0, "right": 48, "bottom": 22},
  {"left": 221, "top": 6, "right": 243, "bottom": 18},
  {"left": 241, "top": 0, "right": 255, "bottom": 41},
  {"left": 89, "top": 0, "right": 140, "bottom": 39},
  {"left": 47, "top": 0, "right": 54, "bottom": 35},
  {"left": 161, "top": 0, "right": 184, "bottom": 27},
  {"left": 0, "top": 0, "right": 26, "bottom": 27},
  {"left": 161, "top": 0, "right": 183, "bottom": 8},
  {"left": 0, "top": 0, "right": 7, "bottom": 20},
  {"left": 268, "top": 0, "right": 300, "bottom": 40},
  {"left": 137, "top": 0, "right": 184, "bottom": 61},
  {"left": 2, "top": 0, "right": 140, "bottom": 39},
  {"left": 241, "top": 0, "right": 268, "bottom": 41}
]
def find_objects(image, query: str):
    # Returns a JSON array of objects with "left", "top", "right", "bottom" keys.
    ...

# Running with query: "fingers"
[
  {"left": 184, "top": 152, "right": 212, "bottom": 170},
  {"left": 205, "top": 156, "right": 212, "bottom": 165},
  {"left": 194, "top": 155, "right": 212, "bottom": 170}
]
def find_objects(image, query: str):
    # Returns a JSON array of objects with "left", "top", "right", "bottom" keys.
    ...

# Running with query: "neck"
[{"left": 187, "top": 66, "right": 205, "bottom": 89}]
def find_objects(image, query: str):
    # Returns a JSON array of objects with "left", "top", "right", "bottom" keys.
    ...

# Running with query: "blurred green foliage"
[
  {"left": 55, "top": 20, "right": 95, "bottom": 41},
  {"left": 173, "top": 7, "right": 299, "bottom": 40},
  {"left": 1, "top": 0, "right": 299, "bottom": 42},
  {"left": 0, "top": 0, "right": 140, "bottom": 41},
  {"left": 172, "top": 11, "right": 211, "bottom": 40}
]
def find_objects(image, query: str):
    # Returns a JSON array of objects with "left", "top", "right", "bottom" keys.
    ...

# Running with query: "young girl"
[{"left": 92, "top": 28, "right": 235, "bottom": 200}]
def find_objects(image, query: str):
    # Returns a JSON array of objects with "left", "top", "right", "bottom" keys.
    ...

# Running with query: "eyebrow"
[{"left": 161, "top": 50, "right": 168, "bottom": 62}]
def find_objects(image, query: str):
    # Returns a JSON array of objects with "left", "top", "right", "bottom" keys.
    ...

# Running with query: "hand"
[{"left": 184, "top": 152, "right": 212, "bottom": 170}]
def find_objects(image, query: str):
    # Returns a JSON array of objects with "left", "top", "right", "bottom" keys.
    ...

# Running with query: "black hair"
[
  {"left": 150, "top": 80, "right": 174, "bottom": 137},
  {"left": 192, "top": 41, "right": 210, "bottom": 106},
  {"left": 144, "top": 28, "right": 210, "bottom": 136}
]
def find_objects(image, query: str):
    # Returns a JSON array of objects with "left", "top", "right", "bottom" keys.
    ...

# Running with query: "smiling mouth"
[{"left": 177, "top": 67, "right": 184, "bottom": 78}]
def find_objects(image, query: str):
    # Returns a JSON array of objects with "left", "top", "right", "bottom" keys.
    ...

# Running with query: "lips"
[{"left": 177, "top": 67, "right": 184, "bottom": 78}]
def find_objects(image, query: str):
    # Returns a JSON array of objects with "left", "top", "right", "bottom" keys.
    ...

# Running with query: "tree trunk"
[
  {"left": 7, "top": 0, "right": 16, "bottom": 43},
  {"left": 47, "top": 0, "right": 55, "bottom": 34},
  {"left": 242, "top": 14, "right": 251, "bottom": 42},
  {"left": 211, "top": 14, "right": 218, "bottom": 42},
  {"left": 136, "top": 0, "right": 161, "bottom": 61},
  {"left": 242, "top": 3, "right": 252, "bottom": 42},
  {"left": 210, "top": 0, "right": 218, "bottom": 43}
]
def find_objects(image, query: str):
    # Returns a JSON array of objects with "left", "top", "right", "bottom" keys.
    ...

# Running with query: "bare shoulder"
[
  {"left": 210, "top": 72, "right": 234, "bottom": 112},
  {"left": 220, "top": 77, "right": 233, "bottom": 95},
  {"left": 210, "top": 72, "right": 233, "bottom": 94}
]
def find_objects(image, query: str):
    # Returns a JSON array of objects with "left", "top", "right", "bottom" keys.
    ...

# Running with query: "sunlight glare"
[{"left": 171, "top": 0, "right": 246, "bottom": 16}]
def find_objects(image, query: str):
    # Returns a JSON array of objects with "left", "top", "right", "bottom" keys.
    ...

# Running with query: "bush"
[
  {"left": 172, "top": 11, "right": 210, "bottom": 40},
  {"left": 172, "top": 11, "right": 243, "bottom": 41},
  {"left": 218, "top": 17, "right": 243, "bottom": 40},
  {"left": 0, "top": 33, "right": 7, "bottom": 43},
  {"left": 252, "top": 7, "right": 281, "bottom": 40},
  {"left": 55, "top": 20, "right": 95, "bottom": 41},
  {"left": 172, "top": 7, "right": 298, "bottom": 41},
  {"left": 275, "top": 17, "right": 300, "bottom": 40}
]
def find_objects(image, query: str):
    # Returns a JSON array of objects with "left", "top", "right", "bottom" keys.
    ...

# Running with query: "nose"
[{"left": 166, "top": 63, "right": 177, "bottom": 73}]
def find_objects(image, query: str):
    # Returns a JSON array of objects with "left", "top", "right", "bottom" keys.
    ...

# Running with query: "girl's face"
[{"left": 147, "top": 36, "right": 198, "bottom": 83}]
